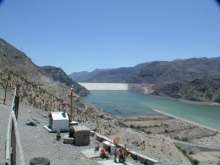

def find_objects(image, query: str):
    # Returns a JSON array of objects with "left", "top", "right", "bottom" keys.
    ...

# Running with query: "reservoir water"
[{"left": 83, "top": 91, "right": 220, "bottom": 130}]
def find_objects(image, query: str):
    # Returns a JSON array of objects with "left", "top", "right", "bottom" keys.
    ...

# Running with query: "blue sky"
[{"left": 0, "top": 0, "right": 220, "bottom": 74}]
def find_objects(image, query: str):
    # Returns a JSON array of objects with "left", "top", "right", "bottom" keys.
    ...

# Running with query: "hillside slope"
[
  {"left": 70, "top": 57, "right": 220, "bottom": 103},
  {"left": 70, "top": 58, "right": 220, "bottom": 83},
  {"left": 154, "top": 78, "right": 220, "bottom": 103},
  {"left": 0, "top": 38, "right": 88, "bottom": 98},
  {"left": 40, "top": 66, "right": 88, "bottom": 96}
]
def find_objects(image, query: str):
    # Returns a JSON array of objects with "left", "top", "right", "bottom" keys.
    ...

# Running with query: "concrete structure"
[
  {"left": 48, "top": 112, "right": 69, "bottom": 132},
  {"left": 63, "top": 135, "right": 74, "bottom": 144},
  {"left": 78, "top": 83, "right": 129, "bottom": 91},
  {"left": 30, "top": 157, "right": 50, "bottom": 165},
  {"left": 71, "top": 125, "right": 90, "bottom": 146}
]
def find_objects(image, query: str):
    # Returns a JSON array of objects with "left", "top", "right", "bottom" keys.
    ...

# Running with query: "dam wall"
[
  {"left": 79, "top": 82, "right": 154, "bottom": 94},
  {"left": 78, "top": 82, "right": 129, "bottom": 90}
]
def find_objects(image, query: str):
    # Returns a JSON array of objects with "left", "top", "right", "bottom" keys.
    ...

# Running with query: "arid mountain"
[
  {"left": 154, "top": 78, "right": 220, "bottom": 103},
  {"left": 0, "top": 38, "right": 88, "bottom": 98},
  {"left": 70, "top": 57, "right": 220, "bottom": 103},
  {"left": 0, "top": 38, "right": 48, "bottom": 83},
  {"left": 70, "top": 58, "right": 220, "bottom": 83},
  {"left": 40, "top": 66, "right": 88, "bottom": 96}
]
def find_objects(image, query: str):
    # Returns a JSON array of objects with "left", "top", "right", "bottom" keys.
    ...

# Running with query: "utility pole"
[{"left": 69, "top": 86, "right": 74, "bottom": 121}]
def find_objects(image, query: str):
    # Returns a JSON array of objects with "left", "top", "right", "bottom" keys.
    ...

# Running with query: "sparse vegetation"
[
  {"left": 0, "top": 70, "right": 10, "bottom": 104},
  {"left": 0, "top": 70, "right": 65, "bottom": 111},
  {"left": 0, "top": 38, "right": 88, "bottom": 100},
  {"left": 175, "top": 145, "right": 200, "bottom": 165}
]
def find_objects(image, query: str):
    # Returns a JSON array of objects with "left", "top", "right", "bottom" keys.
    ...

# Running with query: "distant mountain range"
[
  {"left": 70, "top": 58, "right": 220, "bottom": 83},
  {"left": 0, "top": 38, "right": 88, "bottom": 98},
  {"left": 70, "top": 57, "right": 220, "bottom": 103},
  {"left": 1, "top": 37, "right": 219, "bottom": 103}
]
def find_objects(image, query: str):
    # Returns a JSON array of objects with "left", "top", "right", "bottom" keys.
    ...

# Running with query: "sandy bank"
[{"left": 153, "top": 109, "right": 220, "bottom": 133}]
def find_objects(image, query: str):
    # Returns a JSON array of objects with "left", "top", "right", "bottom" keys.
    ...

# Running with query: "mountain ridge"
[
  {"left": 70, "top": 57, "right": 220, "bottom": 103},
  {"left": 0, "top": 38, "right": 88, "bottom": 98},
  {"left": 70, "top": 57, "right": 220, "bottom": 83}
]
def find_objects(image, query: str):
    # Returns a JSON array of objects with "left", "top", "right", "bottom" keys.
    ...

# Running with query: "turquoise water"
[{"left": 83, "top": 91, "right": 220, "bottom": 130}]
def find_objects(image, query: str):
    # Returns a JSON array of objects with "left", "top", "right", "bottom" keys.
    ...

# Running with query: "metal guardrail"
[{"left": 5, "top": 87, "right": 25, "bottom": 165}]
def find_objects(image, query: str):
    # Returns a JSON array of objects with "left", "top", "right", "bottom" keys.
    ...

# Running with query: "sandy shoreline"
[
  {"left": 153, "top": 109, "right": 220, "bottom": 133},
  {"left": 178, "top": 98, "right": 220, "bottom": 106},
  {"left": 119, "top": 109, "right": 220, "bottom": 165}
]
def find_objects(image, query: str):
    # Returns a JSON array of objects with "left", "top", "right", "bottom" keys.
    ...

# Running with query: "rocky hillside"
[
  {"left": 0, "top": 38, "right": 88, "bottom": 98},
  {"left": 40, "top": 66, "right": 89, "bottom": 96},
  {"left": 70, "top": 57, "right": 220, "bottom": 103},
  {"left": 70, "top": 58, "right": 220, "bottom": 83},
  {"left": 154, "top": 78, "right": 220, "bottom": 103}
]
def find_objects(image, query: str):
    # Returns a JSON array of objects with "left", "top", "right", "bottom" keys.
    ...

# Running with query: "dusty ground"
[
  {"left": 190, "top": 151, "right": 220, "bottom": 165},
  {"left": 0, "top": 90, "right": 220, "bottom": 165},
  {"left": 0, "top": 103, "right": 100, "bottom": 165},
  {"left": 0, "top": 102, "right": 190, "bottom": 165},
  {"left": 119, "top": 115, "right": 218, "bottom": 141},
  {"left": 118, "top": 115, "right": 220, "bottom": 165},
  {"left": 0, "top": 104, "right": 10, "bottom": 164},
  {"left": 77, "top": 109, "right": 192, "bottom": 165}
]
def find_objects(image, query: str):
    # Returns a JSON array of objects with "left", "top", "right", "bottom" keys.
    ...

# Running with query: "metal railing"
[{"left": 5, "top": 87, "right": 25, "bottom": 165}]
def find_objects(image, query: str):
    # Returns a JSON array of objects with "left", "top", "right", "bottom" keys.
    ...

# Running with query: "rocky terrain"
[
  {"left": 70, "top": 58, "right": 220, "bottom": 84},
  {"left": 0, "top": 38, "right": 219, "bottom": 164},
  {"left": 40, "top": 66, "right": 89, "bottom": 96},
  {"left": 0, "top": 38, "right": 88, "bottom": 98},
  {"left": 70, "top": 57, "right": 220, "bottom": 103},
  {"left": 0, "top": 103, "right": 99, "bottom": 165},
  {"left": 0, "top": 75, "right": 220, "bottom": 165},
  {"left": 0, "top": 98, "right": 191, "bottom": 165},
  {"left": 153, "top": 78, "right": 220, "bottom": 103},
  {"left": 0, "top": 71, "right": 64, "bottom": 111},
  {"left": 71, "top": 102, "right": 220, "bottom": 165}
]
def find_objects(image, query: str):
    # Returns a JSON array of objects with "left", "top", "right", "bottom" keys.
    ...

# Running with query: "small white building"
[{"left": 49, "top": 112, "right": 69, "bottom": 132}]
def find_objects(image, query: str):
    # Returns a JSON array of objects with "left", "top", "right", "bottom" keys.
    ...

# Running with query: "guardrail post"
[{"left": 11, "top": 122, "right": 16, "bottom": 165}]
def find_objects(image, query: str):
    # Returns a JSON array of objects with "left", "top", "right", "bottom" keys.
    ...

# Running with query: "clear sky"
[{"left": 0, "top": 0, "right": 220, "bottom": 74}]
